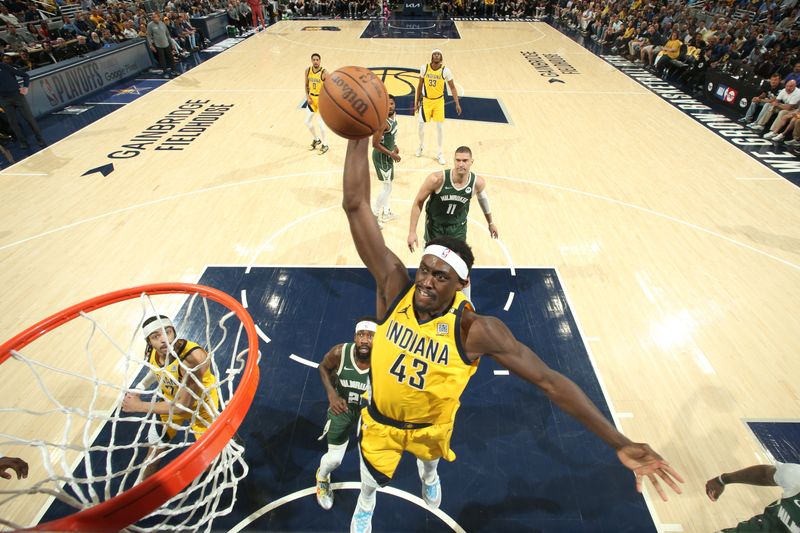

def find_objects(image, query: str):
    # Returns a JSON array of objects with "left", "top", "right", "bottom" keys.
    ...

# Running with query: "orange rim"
[{"left": 0, "top": 283, "right": 259, "bottom": 532}]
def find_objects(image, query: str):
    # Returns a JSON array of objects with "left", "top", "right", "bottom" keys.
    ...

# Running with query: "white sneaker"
[
  {"left": 415, "top": 146, "right": 423, "bottom": 157},
  {"left": 350, "top": 503, "right": 374, "bottom": 533},
  {"left": 381, "top": 209, "right": 397, "bottom": 222},
  {"left": 421, "top": 476, "right": 442, "bottom": 509},
  {"left": 763, "top": 131, "right": 776, "bottom": 139},
  {"left": 773, "top": 133, "right": 785, "bottom": 142},
  {"left": 751, "top": 124, "right": 765, "bottom": 131},
  {"left": 785, "top": 139, "right": 800, "bottom": 146},
  {"left": 437, "top": 153, "right": 446, "bottom": 165},
  {"left": 315, "top": 469, "right": 333, "bottom": 510}
]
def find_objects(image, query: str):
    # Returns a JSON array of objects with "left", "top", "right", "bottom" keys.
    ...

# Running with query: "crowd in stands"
[
  {"left": 553, "top": 0, "right": 800, "bottom": 144},
  {"left": 0, "top": 0, "right": 248, "bottom": 71}
]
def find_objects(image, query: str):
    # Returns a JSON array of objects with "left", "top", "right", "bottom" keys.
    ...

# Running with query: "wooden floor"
[{"left": 1, "top": 20, "right": 799, "bottom": 532}]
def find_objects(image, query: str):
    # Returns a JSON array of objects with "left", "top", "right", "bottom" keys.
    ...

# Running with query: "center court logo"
[{"left": 366, "top": 67, "right": 509, "bottom": 123}]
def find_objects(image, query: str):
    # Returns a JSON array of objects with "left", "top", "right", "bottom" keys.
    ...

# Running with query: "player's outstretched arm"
[
  {"left": 407, "top": 172, "right": 442, "bottom": 252},
  {"left": 0, "top": 457, "right": 28, "bottom": 480},
  {"left": 706, "top": 464, "right": 779, "bottom": 502},
  {"left": 343, "top": 138, "right": 408, "bottom": 314},
  {"left": 464, "top": 313, "right": 684, "bottom": 501},
  {"left": 319, "top": 344, "right": 348, "bottom": 415}
]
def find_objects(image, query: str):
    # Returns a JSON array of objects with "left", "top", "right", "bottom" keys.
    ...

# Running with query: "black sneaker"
[{"left": 310, "top": 139, "right": 321, "bottom": 151}]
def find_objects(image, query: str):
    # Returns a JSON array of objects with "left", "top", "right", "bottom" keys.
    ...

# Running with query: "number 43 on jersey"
[{"left": 389, "top": 353, "right": 429, "bottom": 390}]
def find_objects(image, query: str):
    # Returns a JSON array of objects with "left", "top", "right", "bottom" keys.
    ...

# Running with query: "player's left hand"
[
  {"left": 0, "top": 457, "right": 28, "bottom": 480},
  {"left": 488, "top": 222, "right": 498, "bottom": 239},
  {"left": 455, "top": 102, "right": 462, "bottom": 115},
  {"left": 617, "top": 442, "right": 684, "bottom": 501},
  {"left": 121, "top": 392, "right": 142, "bottom": 413}
]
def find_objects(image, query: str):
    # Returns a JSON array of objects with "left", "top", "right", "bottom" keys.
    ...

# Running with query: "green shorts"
[
  {"left": 424, "top": 221, "right": 468, "bottom": 245},
  {"left": 323, "top": 407, "right": 361, "bottom": 445},
  {"left": 372, "top": 150, "right": 395, "bottom": 182}
]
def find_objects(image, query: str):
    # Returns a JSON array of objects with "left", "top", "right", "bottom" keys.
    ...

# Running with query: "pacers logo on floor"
[{"left": 367, "top": 67, "right": 509, "bottom": 124}]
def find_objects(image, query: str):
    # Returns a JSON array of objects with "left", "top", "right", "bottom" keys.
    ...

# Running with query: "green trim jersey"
[
  {"left": 424, "top": 169, "right": 476, "bottom": 232},
  {"left": 724, "top": 463, "right": 800, "bottom": 533},
  {"left": 335, "top": 342, "right": 370, "bottom": 410},
  {"left": 372, "top": 116, "right": 398, "bottom": 181}
]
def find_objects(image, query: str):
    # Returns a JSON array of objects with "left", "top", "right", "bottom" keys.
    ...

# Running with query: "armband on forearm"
[{"left": 477, "top": 190, "right": 491, "bottom": 215}]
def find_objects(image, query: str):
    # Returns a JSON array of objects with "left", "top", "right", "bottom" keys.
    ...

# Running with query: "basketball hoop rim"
[{"left": 1, "top": 283, "right": 260, "bottom": 533}]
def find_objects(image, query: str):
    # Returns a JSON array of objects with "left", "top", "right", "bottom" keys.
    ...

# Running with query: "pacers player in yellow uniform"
[
  {"left": 305, "top": 53, "right": 329, "bottom": 154},
  {"left": 414, "top": 49, "right": 461, "bottom": 165},
  {"left": 122, "top": 315, "right": 219, "bottom": 479},
  {"left": 340, "top": 138, "right": 685, "bottom": 533}
]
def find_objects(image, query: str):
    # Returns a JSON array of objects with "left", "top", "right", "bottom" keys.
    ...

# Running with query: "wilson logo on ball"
[
  {"left": 329, "top": 75, "right": 370, "bottom": 116},
  {"left": 319, "top": 66, "right": 390, "bottom": 140}
]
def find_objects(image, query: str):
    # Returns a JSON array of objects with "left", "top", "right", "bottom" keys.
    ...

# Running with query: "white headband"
[
  {"left": 355, "top": 321, "right": 377, "bottom": 333},
  {"left": 142, "top": 317, "right": 174, "bottom": 338},
  {"left": 423, "top": 245, "right": 469, "bottom": 280},
  {"left": 432, "top": 48, "right": 443, "bottom": 55}
]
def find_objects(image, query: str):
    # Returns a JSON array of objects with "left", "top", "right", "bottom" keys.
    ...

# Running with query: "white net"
[{"left": 0, "top": 289, "right": 254, "bottom": 532}]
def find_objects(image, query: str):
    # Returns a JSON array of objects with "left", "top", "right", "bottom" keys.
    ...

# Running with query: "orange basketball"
[{"left": 319, "top": 66, "right": 390, "bottom": 140}]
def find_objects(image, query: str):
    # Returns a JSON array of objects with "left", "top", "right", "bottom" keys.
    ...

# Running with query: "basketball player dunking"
[
  {"left": 414, "top": 49, "right": 461, "bottom": 165},
  {"left": 340, "top": 137, "right": 684, "bottom": 533},
  {"left": 305, "top": 53, "right": 329, "bottom": 154}
]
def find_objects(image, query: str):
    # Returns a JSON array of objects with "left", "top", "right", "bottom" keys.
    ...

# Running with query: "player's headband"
[
  {"left": 423, "top": 245, "right": 469, "bottom": 280},
  {"left": 432, "top": 48, "right": 443, "bottom": 56},
  {"left": 142, "top": 316, "right": 174, "bottom": 338},
  {"left": 355, "top": 321, "right": 377, "bottom": 333}
]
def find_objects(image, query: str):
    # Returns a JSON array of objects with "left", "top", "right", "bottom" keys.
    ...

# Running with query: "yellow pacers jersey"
[
  {"left": 372, "top": 284, "right": 479, "bottom": 425},
  {"left": 148, "top": 340, "right": 219, "bottom": 433},
  {"left": 422, "top": 64, "right": 446, "bottom": 100},
  {"left": 307, "top": 66, "right": 324, "bottom": 96}
]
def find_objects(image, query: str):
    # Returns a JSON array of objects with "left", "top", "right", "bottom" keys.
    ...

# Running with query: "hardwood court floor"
[{"left": 1, "top": 20, "right": 799, "bottom": 532}]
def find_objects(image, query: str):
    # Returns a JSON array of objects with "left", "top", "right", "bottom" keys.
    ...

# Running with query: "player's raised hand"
[
  {"left": 617, "top": 442, "right": 684, "bottom": 501},
  {"left": 0, "top": 457, "right": 28, "bottom": 480}
]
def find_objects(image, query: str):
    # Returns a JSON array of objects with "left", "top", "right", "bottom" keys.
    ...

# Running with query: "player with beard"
[
  {"left": 315, "top": 318, "right": 377, "bottom": 510},
  {"left": 340, "top": 137, "right": 684, "bottom": 533}
]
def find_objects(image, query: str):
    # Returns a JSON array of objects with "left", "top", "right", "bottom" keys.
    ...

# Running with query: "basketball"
[{"left": 319, "top": 66, "right": 390, "bottom": 140}]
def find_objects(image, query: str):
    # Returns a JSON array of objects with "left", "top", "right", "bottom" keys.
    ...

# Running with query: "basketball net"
[{"left": 0, "top": 287, "right": 256, "bottom": 532}]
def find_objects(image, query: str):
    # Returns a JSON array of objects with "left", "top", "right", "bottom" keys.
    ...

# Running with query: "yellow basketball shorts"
[
  {"left": 308, "top": 94, "right": 319, "bottom": 113},
  {"left": 359, "top": 407, "right": 456, "bottom": 485},
  {"left": 419, "top": 97, "right": 445, "bottom": 123}
]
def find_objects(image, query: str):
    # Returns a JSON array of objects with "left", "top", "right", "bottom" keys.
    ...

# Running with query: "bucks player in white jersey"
[
  {"left": 372, "top": 95, "right": 400, "bottom": 228},
  {"left": 707, "top": 462, "right": 800, "bottom": 532},
  {"left": 315, "top": 318, "right": 376, "bottom": 510}
]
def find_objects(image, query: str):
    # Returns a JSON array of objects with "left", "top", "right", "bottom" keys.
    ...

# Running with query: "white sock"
[
  {"left": 317, "top": 115, "right": 327, "bottom": 144},
  {"left": 304, "top": 110, "right": 316, "bottom": 138},
  {"left": 416, "top": 457, "right": 439, "bottom": 484},
  {"left": 376, "top": 180, "right": 392, "bottom": 214},
  {"left": 356, "top": 455, "right": 380, "bottom": 512},
  {"left": 418, "top": 122, "right": 425, "bottom": 149},
  {"left": 318, "top": 441, "right": 347, "bottom": 480},
  {"left": 436, "top": 122, "right": 444, "bottom": 155}
]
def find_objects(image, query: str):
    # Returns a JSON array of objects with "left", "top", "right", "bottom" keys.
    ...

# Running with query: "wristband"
[{"left": 718, "top": 474, "right": 726, "bottom": 485}]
